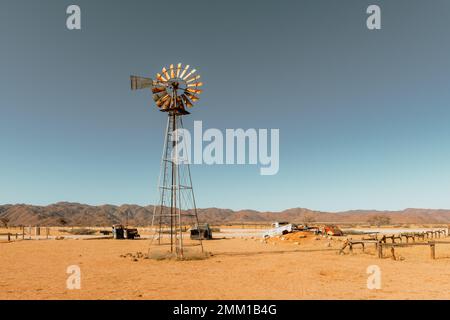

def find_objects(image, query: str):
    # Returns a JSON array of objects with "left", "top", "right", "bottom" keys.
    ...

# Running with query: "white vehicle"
[
  {"left": 271, "top": 221, "right": 290, "bottom": 228},
  {"left": 263, "top": 222, "right": 293, "bottom": 238}
]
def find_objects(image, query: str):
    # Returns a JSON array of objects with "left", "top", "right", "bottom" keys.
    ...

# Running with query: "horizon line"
[{"left": 1, "top": 201, "right": 450, "bottom": 214}]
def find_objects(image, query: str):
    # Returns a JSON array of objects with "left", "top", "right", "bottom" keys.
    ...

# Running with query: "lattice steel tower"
[{"left": 130, "top": 64, "right": 204, "bottom": 258}]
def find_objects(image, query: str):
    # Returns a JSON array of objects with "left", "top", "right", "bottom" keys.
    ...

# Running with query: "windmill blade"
[
  {"left": 185, "top": 75, "right": 201, "bottom": 84},
  {"left": 181, "top": 94, "right": 194, "bottom": 108},
  {"left": 152, "top": 86, "right": 167, "bottom": 94},
  {"left": 175, "top": 96, "right": 184, "bottom": 109},
  {"left": 130, "top": 76, "right": 154, "bottom": 90},
  {"left": 170, "top": 64, "right": 175, "bottom": 79},
  {"left": 179, "top": 65, "right": 190, "bottom": 79},
  {"left": 159, "top": 94, "right": 170, "bottom": 103},
  {"left": 186, "top": 88, "right": 203, "bottom": 95},
  {"left": 156, "top": 73, "right": 167, "bottom": 82},
  {"left": 162, "top": 67, "right": 170, "bottom": 81},
  {"left": 153, "top": 90, "right": 167, "bottom": 101},
  {"left": 187, "top": 82, "right": 203, "bottom": 88},
  {"left": 185, "top": 92, "right": 200, "bottom": 102},
  {"left": 153, "top": 93, "right": 165, "bottom": 104},
  {"left": 176, "top": 63, "right": 182, "bottom": 78},
  {"left": 182, "top": 69, "right": 196, "bottom": 80},
  {"left": 155, "top": 94, "right": 170, "bottom": 107},
  {"left": 161, "top": 96, "right": 172, "bottom": 109}
]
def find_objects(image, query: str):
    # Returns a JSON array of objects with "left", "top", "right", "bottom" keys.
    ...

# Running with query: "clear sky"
[{"left": 1, "top": 0, "right": 450, "bottom": 212}]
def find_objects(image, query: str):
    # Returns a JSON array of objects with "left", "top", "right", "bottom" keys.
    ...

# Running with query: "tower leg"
[{"left": 149, "top": 113, "right": 204, "bottom": 259}]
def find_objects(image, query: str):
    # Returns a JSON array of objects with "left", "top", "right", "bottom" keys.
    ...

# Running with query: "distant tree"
[
  {"left": 0, "top": 217, "right": 10, "bottom": 228},
  {"left": 59, "top": 218, "right": 68, "bottom": 226},
  {"left": 367, "top": 215, "right": 391, "bottom": 227}
]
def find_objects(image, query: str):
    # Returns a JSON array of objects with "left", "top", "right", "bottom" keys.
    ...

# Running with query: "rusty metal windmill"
[{"left": 130, "top": 63, "right": 204, "bottom": 259}]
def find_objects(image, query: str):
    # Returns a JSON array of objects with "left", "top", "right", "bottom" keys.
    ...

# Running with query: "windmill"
[{"left": 130, "top": 63, "right": 204, "bottom": 259}]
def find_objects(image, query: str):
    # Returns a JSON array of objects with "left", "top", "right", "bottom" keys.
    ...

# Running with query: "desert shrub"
[
  {"left": 0, "top": 217, "right": 10, "bottom": 228},
  {"left": 367, "top": 215, "right": 391, "bottom": 227},
  {"left": 147, "top": 250, "right": 211, "bottom": 261}
]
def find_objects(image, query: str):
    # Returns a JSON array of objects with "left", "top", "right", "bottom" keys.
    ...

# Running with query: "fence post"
[
  {"left": 7, "top": 233, "right": 11, "bottom": 242},
  {"left": 377, "top": 243, "right": 383, "bottom": 258},
  {"left": 390, "top": 247, "right": 396, "bottom": 260},
  {"left": 430, "top": 243, "right": 436, "bottom": 260}
]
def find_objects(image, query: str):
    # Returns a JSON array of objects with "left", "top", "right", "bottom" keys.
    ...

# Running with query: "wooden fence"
[
  {"left": 340, "top": 229, "right": 449, "bottom": 260},
  {"left": 1, "top": 226, "right": 51, "bottom": 242}
]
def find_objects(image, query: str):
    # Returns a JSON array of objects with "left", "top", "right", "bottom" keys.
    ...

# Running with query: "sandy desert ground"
[{"left": 1, "top": 228, "right": 450, "bottom": 300}]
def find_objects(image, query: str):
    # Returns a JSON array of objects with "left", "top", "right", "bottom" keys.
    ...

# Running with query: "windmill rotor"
[{"left": 130, "top": 63, "right": 203, "bottom": 115}]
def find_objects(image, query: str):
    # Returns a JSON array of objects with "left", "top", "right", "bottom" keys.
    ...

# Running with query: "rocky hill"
[{"left": 1, "top": 202, "right": 450, "bottom": 226}]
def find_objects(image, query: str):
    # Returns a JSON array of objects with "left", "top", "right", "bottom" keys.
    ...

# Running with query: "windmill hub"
[
  {"left": 170, "top": 80, "right": 180, "bottom": 88},
  {"left": 166, "top": 80, "right": 185, "bottom": 96}
]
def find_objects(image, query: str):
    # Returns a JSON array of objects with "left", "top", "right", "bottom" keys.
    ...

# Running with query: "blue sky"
[{"left": 1, "top": 0, "right": 450, "bottom": 211}]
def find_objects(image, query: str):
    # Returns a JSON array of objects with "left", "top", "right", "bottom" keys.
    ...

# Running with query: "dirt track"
[{"left": 1, "top": 233, "right": 450, "bottom": 300}]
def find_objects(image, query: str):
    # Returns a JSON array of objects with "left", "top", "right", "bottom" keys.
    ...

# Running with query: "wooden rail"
[
  {"left": 339, "top": 239, "right": 379, "bottom": 254},
  {"left": 340, "top": 229, "right": 449, "bottom": 260},
  {"left": 0, "top": 233, "right": 18, "bottom": 241},
  {"left": 1, "top": 226, "right": 52, "bottom": 242},
  {"left": 378, "top": 241, "right": 450, "bottom": 260}
]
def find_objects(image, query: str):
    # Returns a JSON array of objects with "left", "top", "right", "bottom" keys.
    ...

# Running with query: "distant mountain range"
[{"left": 1, "top": 203, "right": 450, "bottom": 227}]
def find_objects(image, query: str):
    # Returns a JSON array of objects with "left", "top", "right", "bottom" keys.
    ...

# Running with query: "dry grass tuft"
[{"left": 146, "top": 250, "right": 212, "bottom": 261}]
